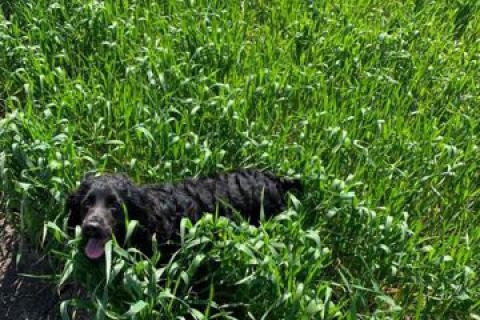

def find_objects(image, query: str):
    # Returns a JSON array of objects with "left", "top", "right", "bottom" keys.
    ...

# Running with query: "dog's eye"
[
  {"left": 111, "top": 202, "right": 124, "bottom": 217},
  {"left": 83, "top": 196, "right": 95, "bottom": 207},
  {"left": 108, "top": 198, "right": 121, "bottom": 210}
]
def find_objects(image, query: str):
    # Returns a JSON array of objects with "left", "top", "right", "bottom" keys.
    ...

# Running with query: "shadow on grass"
[{"left": 0, "top": 218, "right": 87, "bottom": 319}]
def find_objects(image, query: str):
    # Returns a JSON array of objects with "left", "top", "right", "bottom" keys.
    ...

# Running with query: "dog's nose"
[{"left": 82, "top": 218, "right": 104, "bottom": 238}]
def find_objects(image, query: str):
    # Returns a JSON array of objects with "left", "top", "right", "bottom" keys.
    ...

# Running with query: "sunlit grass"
[{"left": 0, "top": 0, "right": 479, "bottom": 318}]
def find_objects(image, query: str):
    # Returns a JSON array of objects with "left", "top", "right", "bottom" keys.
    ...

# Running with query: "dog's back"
[{"left": 146, "top": 169, "right": 301, "bottom": 224}]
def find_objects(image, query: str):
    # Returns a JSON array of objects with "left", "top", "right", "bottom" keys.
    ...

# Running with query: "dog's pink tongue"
[{"left": 85, "top": 239, "right": 105, "bottom": 259}]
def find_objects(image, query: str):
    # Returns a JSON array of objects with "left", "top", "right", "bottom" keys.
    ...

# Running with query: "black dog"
[{"left": 66, "top": 169, "right": 301, "bottom": 260}]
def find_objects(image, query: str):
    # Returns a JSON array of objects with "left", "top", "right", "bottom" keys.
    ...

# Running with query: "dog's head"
[{"left": 66, "top": 174, "right": 148, "bottom": 259}]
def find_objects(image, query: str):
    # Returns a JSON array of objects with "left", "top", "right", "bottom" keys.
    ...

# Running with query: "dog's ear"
[
  {"left": 121, "top": 185, "right": 148, "bottom": 222},
  {"left": 65, "top": 175, "right": 94, "bottom": 231},
  {"left": 66, "top": 176, "right": 95, "bottom": 232},
  {"left": 67, "top": 172, "right": 95, "bottom": 226},
  {"left": 121, "top": 184, "right": 172, "bottom": 240},
  {"left": 66, "top": 191, "right": 83, "bottom": 233},
  {"left": 117, "top": 185, "right": 156, "bottom": 252}
]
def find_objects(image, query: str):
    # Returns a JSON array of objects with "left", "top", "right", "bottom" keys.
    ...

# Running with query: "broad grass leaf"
[
  {"left": 124, "top": 300, "right": 148, "bottom": 317},
  {"left": 105, "top": 240, "right": 112, "bottom": 285},
  {"left": 46, "top": 221, "right": 68, "bottom": 242},
  {"left": 60, "top": 300, "right": 70, "bottom": 320},
  {"left": 59, "top": 261, "right": 73, "bottom": 287},
  {"left": 124, "top": 220, "right": 138, "bottom": 245}
]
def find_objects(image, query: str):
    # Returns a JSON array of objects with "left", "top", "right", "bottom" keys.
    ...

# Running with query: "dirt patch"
[
  {"left": 0, "top": 217, "right": 87, "bottom": 319},
  {"left": 0, "top": 98, "right": 5, "bottom": 118}
]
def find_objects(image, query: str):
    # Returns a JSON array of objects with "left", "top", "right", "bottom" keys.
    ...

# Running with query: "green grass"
[{"left": 0, "top": 0, "right": 479, "bottom": 318}]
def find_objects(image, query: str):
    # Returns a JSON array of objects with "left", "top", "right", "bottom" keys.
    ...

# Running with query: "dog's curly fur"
[{"left": 67, "top": 169, "right": 301, "bottom": 257}]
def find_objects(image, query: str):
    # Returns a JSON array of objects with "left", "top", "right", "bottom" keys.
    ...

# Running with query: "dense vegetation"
[{"left": 0, "top": 0, "right": 479, "bottom": 318}]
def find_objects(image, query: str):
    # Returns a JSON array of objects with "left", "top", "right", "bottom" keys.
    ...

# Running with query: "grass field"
[{"left": 0, "top": 0, "right": 479, "bottom": 318}]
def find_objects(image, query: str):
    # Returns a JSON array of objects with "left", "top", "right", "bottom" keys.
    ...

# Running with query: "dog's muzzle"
[{"left": 81, "top": 214, "right": 112, "bottom": 260}]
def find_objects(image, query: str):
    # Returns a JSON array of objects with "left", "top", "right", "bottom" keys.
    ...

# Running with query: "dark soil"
[
  {"left": 0, "top": 218, "right": 87, "bottom": 319},
  {"left": 0, "top": 98, "right": 5, "bottom": 118}
]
